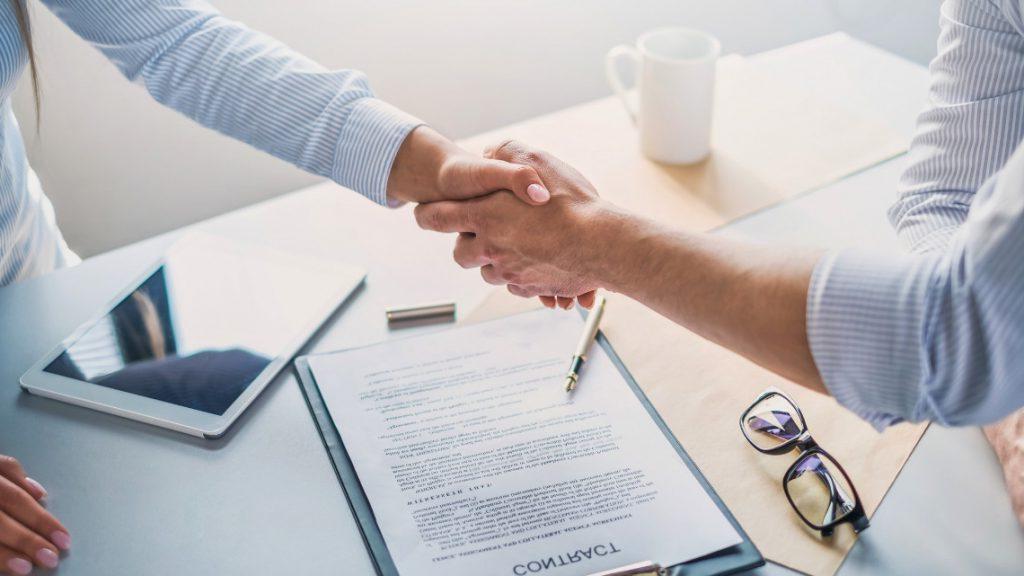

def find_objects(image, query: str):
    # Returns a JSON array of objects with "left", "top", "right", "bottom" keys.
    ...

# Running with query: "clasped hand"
[{"left": 415, "top": 140, "right": 609, "bottom": 309}]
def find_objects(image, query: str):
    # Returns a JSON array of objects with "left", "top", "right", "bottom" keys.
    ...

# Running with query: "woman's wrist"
[
  {"left": 387, "top": 127, "right": 548, "bottom": 207},
  {"left": 387, "top": 126, "right": 462, "bottom": 204}
]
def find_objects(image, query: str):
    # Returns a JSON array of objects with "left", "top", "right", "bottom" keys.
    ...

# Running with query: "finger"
[
  {"left": 0, "top": 477, "right": 69, "bottom": 552},
  {"left": 480, "top": 265, "right": 506, "bottom": 286},
  {"left": 0, "top": 458, "right": 44, "bottom": 502},
  {"left": 577, "top": 291, "right": 597, "bottom": 309},
  {"left": 414, "top": 201, "right": 477, "bottom": 233},
  {"left": 507, "top": 285, "right": 530, "bottom": 298},
  {"left": 508, "top": 285, "right": 545, "bottom": 298},
  {"left": 484, "top": 140, "right": 555, "bottom": 173},
  {"left": 0, "top": 514, "right": 60, "bottom": 571},
  {"left": 484, "top": 139, "right": 541, "bottom": 165},
  {"left": 471, "top": 159, "right": 550, "bottom": 205},
  {"left": 453, "top": 235, "right": 490, "bottom": 269},
  {"left": 482, "top": 141, "right": 502, "bottom": 159},
  {"left": 0, "top": 544, "right": 33, "bottom": 576},
  {"left": 556, "top": 296, "right": 575, "bottom": 310},
  {"left": 485, "top": 139, "right": 592, "bottom": 193},
  {"left": 539, "top": 296, "right": 557, "bottom": 309}
]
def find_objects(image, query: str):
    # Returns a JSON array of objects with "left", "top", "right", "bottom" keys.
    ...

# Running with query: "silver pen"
[
  {"left": 385, "top": 301, "right": 456, "bottom": 326},
  {"left": 564, "top": 296, "right": 607, "bottom": 392}
]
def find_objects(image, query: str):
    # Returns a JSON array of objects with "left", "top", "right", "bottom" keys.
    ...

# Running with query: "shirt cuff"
[
  {"left": 806, "top": 250, "right": 938, "bottom": 431},
  {"left": 887, "top": 189, "right": 973, "bottom": 253},
  {"left": 332, "top": 98, "right": 423, "bottom": 206}
]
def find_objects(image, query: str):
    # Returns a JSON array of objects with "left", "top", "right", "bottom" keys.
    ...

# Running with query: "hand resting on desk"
[{"left": 0, "top": 456, "right": 69, "bottom": 575}]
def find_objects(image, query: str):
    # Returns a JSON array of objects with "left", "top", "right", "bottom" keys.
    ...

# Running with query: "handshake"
[
  {"left": 390, "top": 127, "right": 620, "bottom": 310},
  {"left": 388, "top": 125, "right": 827, "bottom": 399}
]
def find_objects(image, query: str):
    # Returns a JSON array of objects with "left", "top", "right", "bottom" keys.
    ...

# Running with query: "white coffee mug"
[{"left": 606, "top": 27, "right": 720, "bottom": 164}]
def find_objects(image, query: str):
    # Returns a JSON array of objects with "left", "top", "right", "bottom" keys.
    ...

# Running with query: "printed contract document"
[{"left": 308, "top": 310, "right": 741, "bottom": 576}]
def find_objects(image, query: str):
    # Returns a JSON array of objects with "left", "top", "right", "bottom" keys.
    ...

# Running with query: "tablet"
[{"left": 20, "top": 232, "right": 364, "bottom": 438}]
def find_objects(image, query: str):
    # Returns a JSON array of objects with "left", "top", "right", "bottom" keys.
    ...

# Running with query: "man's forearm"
[{"left": 588, "top": 209, "right": 827, "bottom": 393}]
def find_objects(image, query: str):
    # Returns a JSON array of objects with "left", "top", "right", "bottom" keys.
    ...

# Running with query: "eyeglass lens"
[
  {"left": 743, "top": 393, "right": 806, "bottom": 452},
  {"left": 785, "top": 451, "right": 857, "bottom": 529}
]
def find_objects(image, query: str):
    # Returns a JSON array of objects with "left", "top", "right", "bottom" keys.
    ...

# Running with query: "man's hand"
[
  {"left": 414, "top": 140, "right": 614, "bottom": 307},
  {"left": 387, "top": 127, "right": 550, "bottom": 206}
]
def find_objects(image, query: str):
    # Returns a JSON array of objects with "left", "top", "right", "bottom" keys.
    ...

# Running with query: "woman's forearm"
[{"left": 591, "top": 210, "right": 827, "bottom": 393}]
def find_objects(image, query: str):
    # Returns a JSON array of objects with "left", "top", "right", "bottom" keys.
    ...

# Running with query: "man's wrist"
[{"left": 577, "top": 205, "right": 650, "bottom": 294}]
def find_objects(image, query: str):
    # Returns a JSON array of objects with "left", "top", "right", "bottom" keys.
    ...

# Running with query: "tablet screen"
[{"left": 43, "top": 236, "right": 351, "bottom": 415}]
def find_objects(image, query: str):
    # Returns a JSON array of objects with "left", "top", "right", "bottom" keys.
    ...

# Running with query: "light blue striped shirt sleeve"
[
  {"left": 807, "top": 0, "right": 1024, "bottom": 429},
  {"left": 40, "top": 0, "right": 422, "bottom": 206}
]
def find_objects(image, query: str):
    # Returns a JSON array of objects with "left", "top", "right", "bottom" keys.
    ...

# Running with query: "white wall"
[{"left": 12, "top": 0, "right": 940, "bottom": 257}]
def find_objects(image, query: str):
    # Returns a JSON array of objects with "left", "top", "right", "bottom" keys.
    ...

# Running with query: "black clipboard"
[{"left": 294, "top": 312, "right": 764, "bottom": 576}]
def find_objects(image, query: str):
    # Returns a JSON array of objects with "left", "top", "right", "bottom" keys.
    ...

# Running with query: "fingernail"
[
  {"left": 36, "top": 548, "right": 59, "bottom": 569},
  {"left": 526, "top": 183, "right": 550, "bottom": 203},
  {"left": 51, "top": 531, "right": 71, "bottom": 551},
  {"left": 7, "top": 558, "right": 32, "bottom": 576},
  {"left": 567, "top": 300, "right": 576, "bottom": 310},
  {"left": 24, "top": 477, "right": 47, "bottom": 499}
]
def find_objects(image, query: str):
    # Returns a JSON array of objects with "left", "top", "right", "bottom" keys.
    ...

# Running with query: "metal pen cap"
[{"left": 386, "top": 301, "right": 456, "bottom": 326}]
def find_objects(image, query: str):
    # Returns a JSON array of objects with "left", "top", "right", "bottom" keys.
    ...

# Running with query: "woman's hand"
[
  {"left": 386, "top": 127, "right": 551, "bottom": 206},
  {"left": 0, "top": 456, "right": 69, "bottom": 575}
]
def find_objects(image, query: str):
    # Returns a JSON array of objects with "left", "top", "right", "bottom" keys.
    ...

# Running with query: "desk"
[{"left": 1, "top": 154, "right": 1022, "bottom": 575}]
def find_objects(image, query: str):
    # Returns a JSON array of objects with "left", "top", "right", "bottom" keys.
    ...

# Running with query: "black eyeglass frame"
[{"left": 739, "top": 389, "right": 869, "bottom": 537}]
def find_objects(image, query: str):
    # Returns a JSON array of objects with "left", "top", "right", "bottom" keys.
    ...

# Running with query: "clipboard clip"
[{"left": 586, "top": 561, "right": 663, "bottom": 576}]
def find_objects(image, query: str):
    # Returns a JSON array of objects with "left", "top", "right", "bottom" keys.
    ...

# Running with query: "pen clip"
[{"left": 586, "top": 561, "right": 663, "bottom": 576}]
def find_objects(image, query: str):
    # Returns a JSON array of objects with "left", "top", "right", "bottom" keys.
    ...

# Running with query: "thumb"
[{"left": 463, "top": 158, "right": 551, "bottom": 205}]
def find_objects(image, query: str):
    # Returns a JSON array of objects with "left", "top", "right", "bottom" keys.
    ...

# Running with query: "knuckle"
[
  {"left": 522, "top": 150, "right": 542, "bottom": 164},
  {"left": 513, "top": 164, "right": 535, "bottom": 181},
  {"left": 489, "top": 139, "right": 519, "bottom": 161},
  {"left": 480, "top": 244, "right": 495, "bottom": 261},
  {"left": 483, "top": 245, "right": 506, "bottom": 265}
]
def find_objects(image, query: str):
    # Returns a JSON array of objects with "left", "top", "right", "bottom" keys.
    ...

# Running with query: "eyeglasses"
[{"left": 739, "top": 389, "right": 869, "bottom": 536}]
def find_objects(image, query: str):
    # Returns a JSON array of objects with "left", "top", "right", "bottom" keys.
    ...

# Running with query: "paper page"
[{"left": 309, "top": 309, "right": 741, "bottom": 576}]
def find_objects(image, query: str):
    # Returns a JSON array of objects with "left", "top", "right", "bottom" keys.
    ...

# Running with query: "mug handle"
[{"left": 605, "top": 45, "right": 641, "bottom": 124}]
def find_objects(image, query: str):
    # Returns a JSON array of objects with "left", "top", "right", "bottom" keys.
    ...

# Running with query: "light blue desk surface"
[{"left": 2, "top": 157, "right": 1023, "bottom": 575}]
